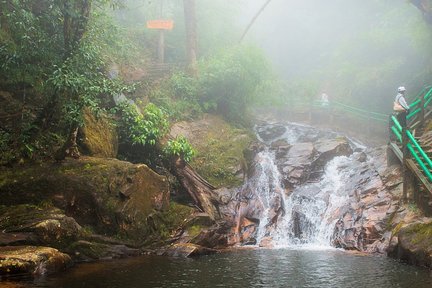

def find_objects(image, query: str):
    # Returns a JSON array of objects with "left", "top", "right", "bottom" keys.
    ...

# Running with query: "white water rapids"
[{"left": 249, "top": 122, "right": 364, "bottom": 249}]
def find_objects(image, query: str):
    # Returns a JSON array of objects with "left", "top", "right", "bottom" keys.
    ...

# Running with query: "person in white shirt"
[{"left": 394, "top": 86, "right": 410, "bottom": 128}]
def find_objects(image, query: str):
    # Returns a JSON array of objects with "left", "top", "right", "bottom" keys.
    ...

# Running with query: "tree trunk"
[
  {"left": 172, "top": 157, "right": 220, "bottom": 220},
  {"left": 183, "top": 0, "right": 198, "bottom": 76},
  {"left": 55, "top": 125, "right": 80, "bottom": 160},
  {"left": 58, "top": 0, "right": 92, "bottom": 158},
  {"left": 63, "top": 0, "right": 92, "bottom": 57}
]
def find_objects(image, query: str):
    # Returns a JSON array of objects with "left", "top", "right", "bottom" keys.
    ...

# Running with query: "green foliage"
[
  {"left": 169, "top": 72, "right": 199, "bottom": 102},
  {"left": 0, "top": 0, "right": 62, "bottom": 88},
  {"left": 148, "top": 45, "right": 278, "bottom": 126},
  {"left": 199, "top": 45, "right": 276, "bottom": 124},
  {"left": 116, "top": 102, "right": 168, "bottom": 146},
  {"left": 0, "top": 130, "right": 14, "bottom": 165},
  {"left": 164, "top": 136, "right": 195, "bottom": 162},
  {"left": 48, "top": 11, "right": 134, "bottom": 127}
]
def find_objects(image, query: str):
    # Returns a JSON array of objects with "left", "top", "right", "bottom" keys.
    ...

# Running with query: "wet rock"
[
  {"left": 278, "top": 142, "right": 314, "bottom": 188},
  {"left": 160, "top": 243, "right": 218, "bottom": 257},
  {"left": 66, "top": 241, "right": 140, "bottom": 261},
  {"left": 312, "top": 138, "right": 353, "bottom": 170},
  {"left": 388, "top": 221, "right": 432, "bottom": 268},
  {"left": 0, "top": 246, "right": 72, "bottom": 276},
  {"left": 256, "top": 124, "right": 286, "bottom": 142},
  {"left": 189, "top": 227, "right": 228, "bottom": 248}
]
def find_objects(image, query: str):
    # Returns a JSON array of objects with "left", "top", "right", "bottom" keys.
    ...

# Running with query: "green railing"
[
  {"left": 312, "top": 99, "right": 388, "bottom": 123},
  {"left": 407, "top": 86, "right": 432, "bottom": 120},
  {"left": 389, "top": 85, "right": 432, "bottom": 184},
  {"left": 391, "top": 115, "right": 432, "bottom": 181}
]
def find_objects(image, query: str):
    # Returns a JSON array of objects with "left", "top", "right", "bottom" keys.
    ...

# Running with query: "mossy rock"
[
  {"left": 0, "top": 205, "right": 82, "bottom": 249},
  {"left": 393, "top": 222, "right": 432, "bottom": 268},
  {"left": 0, "top": 246, "right": 72, "bottom": 276},
  {"left": 0, "top": 157, "right": 169, "bottom": 243},
  {"left": 79, "top": 108, "right": 118, "bottom": 158},
  {"left": 170, "top": 114, "right": 253, "bottom": 188}
]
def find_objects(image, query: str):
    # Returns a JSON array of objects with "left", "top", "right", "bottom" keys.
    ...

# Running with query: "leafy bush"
[
  {"left": 116, "top": 102, "right": 168, "bottom": 146},
  {"left": 164, "top": 136, "right": 195, "bottom": 162}
]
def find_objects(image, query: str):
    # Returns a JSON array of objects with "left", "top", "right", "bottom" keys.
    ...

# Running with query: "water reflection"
[{"left": 13, "top": 249, "right": 432, "bottom": 288}]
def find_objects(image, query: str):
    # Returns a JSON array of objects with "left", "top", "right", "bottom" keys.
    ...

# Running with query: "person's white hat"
[{"left": 398, "top": 86, "right": 406, "bottom": 92}]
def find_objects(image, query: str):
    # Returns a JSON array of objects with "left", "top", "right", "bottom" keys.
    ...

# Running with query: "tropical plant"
[{"left": 164, "top": 136, "right": 195, "bottom": 162}]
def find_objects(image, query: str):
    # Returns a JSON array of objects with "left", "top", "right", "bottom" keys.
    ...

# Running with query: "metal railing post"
[
  {"left": 420, "top": 92, "right": 425, "bottom": 127},
  {"left": 402, "top": 116, "right": 409, "bottom": 203}
]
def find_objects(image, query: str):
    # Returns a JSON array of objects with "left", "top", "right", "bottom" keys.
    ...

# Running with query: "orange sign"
[{"left": 147, "top": 20, "right": 174, "bottom": 30}]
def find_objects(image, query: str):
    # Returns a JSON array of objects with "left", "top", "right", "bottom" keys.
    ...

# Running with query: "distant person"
[
  {"left": 320, "top": 92, "right": 329, "bottom": 107},
  {"left": 393, "top": 86, "right": 410, "bottom": 128}
]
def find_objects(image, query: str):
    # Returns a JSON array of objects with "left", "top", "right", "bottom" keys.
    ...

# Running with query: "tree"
[{"left": 183, "top": 0, "right": 197, "bottom": 76}]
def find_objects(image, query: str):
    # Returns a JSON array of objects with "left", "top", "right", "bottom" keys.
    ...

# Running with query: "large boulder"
[
  {"left": 0, "top": 157, "right": 170, "bottom": 241},
  {"left": 0, "top": 246, "right": 72, "bottom": 276},
  {"left": 389, "top": 222, "right": 432, "bottom": 268}
]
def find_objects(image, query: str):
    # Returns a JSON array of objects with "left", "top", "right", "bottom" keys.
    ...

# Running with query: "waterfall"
[{"left": 248, "top": 122, "right": 359, "bottom": 248}]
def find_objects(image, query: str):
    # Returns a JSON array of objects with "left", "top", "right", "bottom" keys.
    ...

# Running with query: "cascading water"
[{"left": 247, "top": 122, "right": 363, "bottom": 248}]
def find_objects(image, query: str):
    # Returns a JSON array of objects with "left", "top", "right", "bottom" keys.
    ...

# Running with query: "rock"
[
  {"left": 0, "top": 246, "right": 72, "bottom": 276},
  {"left": 189, "top": 227, "right": 228, "bottom": 248},
  {"left": 389, "top": 222, "right": 432, "bottom": 268},
  {"left": 312, "top": 138, "right": 353, "bottom": 170},
  {"left": 0, "top": 205, "right": 82, "bottom": 248},
  {"left": 79, "top": 108, "right": 118, "bottom": 158},
  {"left": 160, "top": 243, "right": 218, "bottom": 257},
  {"left": 278, "top": 142, "right": 314, "bottom": 187},
  {"left": 256, "top": 124, "right": 286, "bottom": 142},
  {"left": 0, "top": 157, "right": 170, "bottom": 242},
  {"left": 170, "top": 114, "right": 252, "bottom": 188},
  {"left": 66, "top": 241, "right": 140, "bottom": 261}
]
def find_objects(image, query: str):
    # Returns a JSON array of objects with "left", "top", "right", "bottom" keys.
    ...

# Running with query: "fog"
[{"left": 238, "top": 0, "right": 432, "bottom": 111}]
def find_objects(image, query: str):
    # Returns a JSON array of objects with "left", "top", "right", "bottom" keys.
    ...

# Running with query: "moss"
[
  {"left": 141, "top": 201, "right": 196, "bottom": 246},
  {"left": 392, "top": 222, "right": 405, "bottom": 237},
  {"left": 405, "top": 222, "right": 432, "bottom": 246},
  {"left": 187, "top": 224, "right": 203, "bottom": 238},
  {"left": 189, "top": 117, "right": 253, "bottom": 188}
]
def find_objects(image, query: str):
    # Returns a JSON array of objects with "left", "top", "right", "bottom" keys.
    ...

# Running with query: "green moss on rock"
[
  {"left": 0, "top": 157, "right": 170, "bottom": 244},
  {"left": 79, "top": 108, "right": 118, "bottom": 158},
  {"left": 170, "top": 114, "right": 253, "bottom": 188}
]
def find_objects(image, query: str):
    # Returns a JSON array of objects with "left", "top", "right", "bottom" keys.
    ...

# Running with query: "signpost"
[
  {"left": 147, "top": 19, "right": 174, "bottom": 63},
  {"left": 147, "top": 20, "right": 174, "bottom": 30}
]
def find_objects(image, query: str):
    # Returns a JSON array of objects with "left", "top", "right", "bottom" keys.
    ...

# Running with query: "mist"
[{"left": 239, "top": 0, "right": 432, "bottom": 112}]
